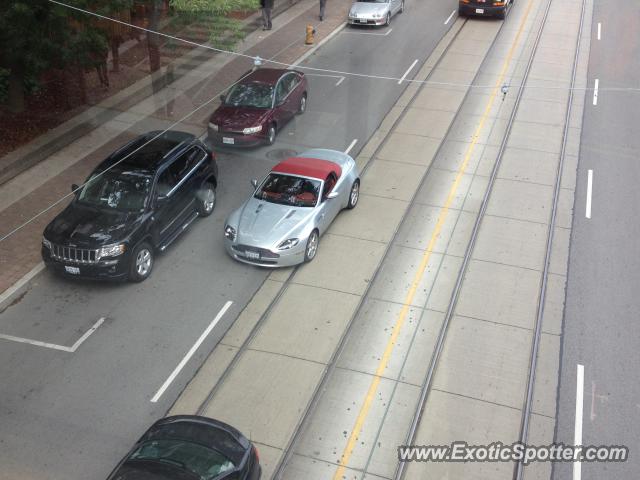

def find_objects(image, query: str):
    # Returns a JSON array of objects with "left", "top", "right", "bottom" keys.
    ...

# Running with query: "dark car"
[
  {"left": 42, "top": 131, "right": 218, "bottom": 282},
  {"left": 106, "top": 416, "right": 261, "bottom": 480},
  {"left": 208, "top": 68, "right": 308, "bottom": 147},
  {"left": 458, "top": 0, "right": 513, "bottom": 19}
]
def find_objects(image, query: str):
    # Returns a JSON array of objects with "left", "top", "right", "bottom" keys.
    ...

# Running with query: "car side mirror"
[
  {"left": 71, "top": 184, "right": 80, "bottom": 193},
  {"left": 326, "top": 191, "right": 339, "bottom": 200},
  {"left": 251, "top": 179, "right": 258, "bottom": 189},
  {"left": 220, "top": 94, "right": 226, "bottom": 103}
]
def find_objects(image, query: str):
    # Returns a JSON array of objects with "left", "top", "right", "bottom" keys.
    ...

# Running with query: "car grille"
[
  {"left": 233, "top": 245, "right": 280, "bottom": 259},
  {"left": 50, "top": 244, "right": 98, "bottom": 264}
]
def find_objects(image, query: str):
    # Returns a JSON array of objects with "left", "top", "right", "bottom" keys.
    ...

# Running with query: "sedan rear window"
[
  {"left": 225, "top": 82, "right": 274, "bottom": 108},
  {"left": 255, "top": 173, "right": 320, "bottom": 207},
  {"left": 128, "top": 439, "right": 235, "bottom": 479}
]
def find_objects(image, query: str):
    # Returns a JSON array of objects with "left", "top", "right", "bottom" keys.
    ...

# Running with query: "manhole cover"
[{"left": 266, "top": 148, "right": 299, "bottom": 161}]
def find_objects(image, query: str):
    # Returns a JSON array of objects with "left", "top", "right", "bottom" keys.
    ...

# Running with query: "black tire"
[
  {"left": 298, "top": 93, "right": 307, "bottom": 114},
  {"left": 304, "top": 230, "right": 319, "bottom": 263},
  {"left": 385, "top": 12, "right": 391, "bottom": 26},
  {"left": 346, "top": 179, "right": 360, "bottom": 209},
  {"left": 197, "top": 182, "right": 216, "bottom": 217},
  {"left": 266, "top": 123, "right": 276, "bottom": 145},
  {"left": 129, "top": 241, "right": 154, "bottom": 282}
]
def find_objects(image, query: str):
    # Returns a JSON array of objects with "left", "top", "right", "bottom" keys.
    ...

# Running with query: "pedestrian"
[
  {"left": 319, "top": 0, "right": 326, "bottom": 21},
  {"left": 260, "top": 0, "right": 274, "bottom": 30}
]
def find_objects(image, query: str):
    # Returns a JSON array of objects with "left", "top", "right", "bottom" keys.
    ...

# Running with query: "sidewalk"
[{"left": 0, "top": 0, "right": 349, "bottom": 300}]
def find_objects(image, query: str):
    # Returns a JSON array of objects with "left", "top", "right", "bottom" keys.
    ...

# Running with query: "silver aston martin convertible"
[{"left": 224, "top": 149, "right": 361, "bottom": 267}]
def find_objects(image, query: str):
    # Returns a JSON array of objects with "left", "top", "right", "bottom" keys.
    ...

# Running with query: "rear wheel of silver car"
[
  {"left": 266, "top": 124, "right": 276, "bottom": 145},
  {"left": 347, "top": 179, "right": 360, "bottom": 209},
  {"left": 298, "top": 93, "right": 307, "bottom": 114},
  {"left": 197, "top": 182, "right": 217, "bottom": 217},
  {"left": 304, "top": 230, "right": 319, "bottom": 262},
  {"left": 385, "top": 12, "right": 391, "bottom": 25},
  {"left": 129, "top": 242, "right": 153, "bottom": 282}
]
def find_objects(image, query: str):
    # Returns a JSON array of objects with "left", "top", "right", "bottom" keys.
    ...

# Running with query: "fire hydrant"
[{"left": 305, "top": 24, "right": 315, "bottom": 45}]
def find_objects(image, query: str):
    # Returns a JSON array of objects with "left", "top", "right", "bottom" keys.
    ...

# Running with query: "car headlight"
[
  {"left": 209, "top": 122, "right": 219, "bottom": 132},
  {"left": 225, "top": 225, "right": 237, "bottom": 241},
  {"left": 277, "top": 238, "right": 299, "bottom": 250},
  {"left": 242, "top": 125, "right": 262, "bottom": 135},
  {"left": 42, "top": 236, "right": 52, "bottom": 250},
  {"left": 97, "top": 243, "right": 126, "bottom": 260}
]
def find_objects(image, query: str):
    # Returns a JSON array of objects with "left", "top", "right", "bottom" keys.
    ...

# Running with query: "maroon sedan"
[{"left": 208, "top": 68, "right": 308, "bottom": 147}]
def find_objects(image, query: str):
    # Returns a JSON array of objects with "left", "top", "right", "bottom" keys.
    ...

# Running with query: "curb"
[{"left": 0, "top": 262, "right": 45, "bottom": 313}]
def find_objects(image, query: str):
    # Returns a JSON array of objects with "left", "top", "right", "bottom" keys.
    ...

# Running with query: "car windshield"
[
  {"left": 128, "top": 439, "right": 235, "bottom": 480},
  {"left": 225, "top": 82, "right": 274, "bottom": 108},
  {"left": 254, "top": 173, "right": 320, "bottom": 207},
  {"left": 77, "top": 170, "right": 151, "bottom": 212}
]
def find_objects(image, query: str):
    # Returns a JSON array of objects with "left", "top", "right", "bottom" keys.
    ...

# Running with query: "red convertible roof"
[{"left": 272, "top": 157, "right": 342, "bottom": 181}]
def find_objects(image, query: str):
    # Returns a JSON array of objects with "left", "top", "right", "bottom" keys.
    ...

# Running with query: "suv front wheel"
[{"left": 129, "top": 241, "right": 154, "bottom": 282}]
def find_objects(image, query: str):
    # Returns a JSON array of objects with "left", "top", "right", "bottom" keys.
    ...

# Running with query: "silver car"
[
  {"left": 348, "top": 0, "right": 405, "bottom": 26},
  {"left": 224, "top": 149, "right": 361, "bottom": 267}
]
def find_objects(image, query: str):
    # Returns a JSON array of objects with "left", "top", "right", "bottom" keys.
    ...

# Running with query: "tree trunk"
[
  {"left": 6, "top": 65, "right": 25, "bottom": 113},
  {"left": 111, "top": 37, "right": 121, "bottom": 73},
  {"left": 147, "top": 0, "right": 161, "bottom": 73}
]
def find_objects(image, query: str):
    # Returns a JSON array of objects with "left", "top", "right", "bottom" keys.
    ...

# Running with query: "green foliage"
[{"left": 170, "top": 0, "right": 259, "bottom": 51}]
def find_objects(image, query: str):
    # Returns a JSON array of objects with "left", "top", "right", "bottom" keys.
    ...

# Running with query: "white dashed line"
[
  {"left": 597, "top": 22, "right": 601, "bottom": 40},
  {"left": 335, "top": 76, "right": 345, "bottom": 86},
  {"left": 343, "top": 28, "right": 393, "bottom": 36},
  {"left": 150, "top": 301, "right": 232, "bottom": 403},
  {"left": 592, "top": 78, "right": 599, "bottom": 105},
  {"left": 445, "top": 9, "right": 456, "bottom": 25},
  {"left": 586, "top": 169, "right": 593, "bottom": 219},
  {"left": 574, "top": 364, "right": 585, "bottom": 480},
  {"left": 398, "top": 59, "right": 418, "bottom": 85},
  {"left": 345, "top": 139, "right": 358, "bottom": 155}
]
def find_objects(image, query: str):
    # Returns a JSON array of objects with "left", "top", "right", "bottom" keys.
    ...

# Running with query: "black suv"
[{"left": 42, "top": 131, "right": 218, "bottom": 282}]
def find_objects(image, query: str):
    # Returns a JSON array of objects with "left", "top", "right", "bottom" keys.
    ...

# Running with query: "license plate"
[
  {"left": 245, "top": 251, "right": 260, "bottom": 260},
  {"left": 65, "top": 266, "right": 80, "bottom": 275},
  {"left": 475, "top": 8, "right": 485, "bottom": 13},
  {"left": 359, "top": 19, "right": 367, "bottom": 23},
  {"left": 222, "top": 137, "right": 235, "bottom": 145}
]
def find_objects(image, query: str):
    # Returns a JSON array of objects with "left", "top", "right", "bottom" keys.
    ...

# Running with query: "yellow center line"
[{"left": 332, "top": 1, "right": 536, "bottom": 478}]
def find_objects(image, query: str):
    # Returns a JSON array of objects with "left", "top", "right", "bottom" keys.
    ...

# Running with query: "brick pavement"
[{"left": 0, "top": 0, "right": 350, "bottom": 298}]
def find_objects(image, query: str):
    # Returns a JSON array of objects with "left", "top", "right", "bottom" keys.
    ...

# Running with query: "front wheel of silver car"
[
  {"left": 347, "top": 179, "right": 360, "bottom": 209},
  {"left": 400, "top": 0, "right": 404, "bottom": 13},
  {"left": 129, "top": 242, "right": 154, "bottom": 282},
  {"left": 197, "top": 182, "right": 217, "bottom": 217},
  {"left": 385, "top": 12, "right": 391, "bottom": 26},
  {"left": 304, "top": 230, "right": 319, "bottom": 262}
]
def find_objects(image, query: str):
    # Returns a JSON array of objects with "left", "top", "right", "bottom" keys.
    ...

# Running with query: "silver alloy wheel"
[
  {"left": 350, "top": 181, "right": 360, "bottom": 207},
  {"left": 203, "top": 187, "right": 216, "bottom": 213},
  {"left": 267, "top": 125, "right": 276, "bottom": 144},
  {"left": 386, "top": 12, "right": 391, "bottom": 25},
  {"left": 299, "top": 95, "right": 307, "bottom": 113},
  {"left": 400, "top": 0, "right": 404, "bottom": 12},
  {"left": 136, "top": 248, "right": 152, "bottom": 277},
  {"left": 306, "top": 231, "right": 318, "bottom": 260}
]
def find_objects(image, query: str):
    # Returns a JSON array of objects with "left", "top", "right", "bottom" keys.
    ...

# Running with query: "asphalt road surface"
[
  {"left": 0, "top": 1, "right": 457, "bottom": 478},
  {"left": 554, "top": 0, "right": 640, "bottom": 478}
]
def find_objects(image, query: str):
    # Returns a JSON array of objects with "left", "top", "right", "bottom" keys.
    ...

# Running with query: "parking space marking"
[
  {"left": 398, "top": 59, "right": 418, "bottom": 84},
  {"left": 345, "top": 139, "right": 358, "bottom": 155},
  {"left": 343, "top": 28, "right": 393, "bottom": 36},
  {"left": 597, "top": 22, "right": 601, "bottom": 40},
  {"left": 592, "top": 78, "right": 599, "bottom": 105},
  {"left": 306, "top": 73, "right": 346, "bottom": 86},
  {"left": 586, "top": 169, "right": 593, "bottom": 218},
  {"left": 335, "top": 76, "right": 345, "bottom": 86},
  {"left": 574, "top": 364, "right": 585, "bottom": 480},
  {"left": 150, "top": 301, "right": 232, "bottom": 403},
  {"left": 0, "top": 317, "right": 105, "bottom": 353},
  {"left": 445, "top": 9, "right": 456, "bottom": 25}
]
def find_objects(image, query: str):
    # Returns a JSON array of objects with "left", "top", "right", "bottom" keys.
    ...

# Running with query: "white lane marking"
[
  {"left": 445, "top": 9, "right": 456, "bottom": 25},
  {"left": 398, "top": 59, "right": 418, "bottom": 85},
  {"left": 597, "top": 22, "right": 601, "bottom": 40},
  {"left": 306, "top": 73, "right": 345, "bottom": 86},
  {"left": 586, "top": 169, "right": 593, "bottom": 219},
  {"left": 343, "top": 28, "right": 393, "bottom": 36},
  {"left": 0, "top": 317, "right": 105, "bottom": 353},
  {"left": 150, "top": 301, "right": 233, "bottom": 403},
  {"left": 590, "top": 381, "right": 596, "bottom": 421},
  {"left": 574, "top": 364, "right": 585, "bottom": 480},
  {"left": 335, "top": 76, "right": 345, "bottom": 86},
  {"left": 345, "top": 139, "right": 358, "bottom": 155},
  {"left": 592, "top": 79, "right": 599, "bottom": 105}
]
